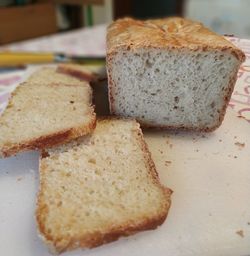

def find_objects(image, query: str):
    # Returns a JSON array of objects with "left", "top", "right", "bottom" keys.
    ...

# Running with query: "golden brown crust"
[
  {"left": 106, "top": 17, "right": 246, "bottom": 132},
  {"left": 0, "top": 113, "right": 96, "bottom": 158},
  {"left": 107, "top": 17, "right": 245, "bottom": 62},
  {"left": 36, "top": 208, "right": 169, "bottom": 253},
  {"left": 57, "top": 64, "right": 96, "bottom": 82},
  {"left": 36, "top": 118, "right": 172, "bottom": 253}
]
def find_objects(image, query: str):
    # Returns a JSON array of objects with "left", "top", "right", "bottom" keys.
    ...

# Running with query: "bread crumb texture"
[{"left": 36, "top": 119, "right": 171, "bottom": 253}]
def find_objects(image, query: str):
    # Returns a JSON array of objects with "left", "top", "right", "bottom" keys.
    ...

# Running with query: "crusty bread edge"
[
  {"left": 106, "top": 17, "right": 246, "bottom": 63},
  {"left": 57, "top": 64, "right": 96, "bottom": 82},
  {"left": 0, "top": 117, "right": 96, "bottom": 158},
  {"left": 36, "top": 118, "right": 172, "bottom": 254}
]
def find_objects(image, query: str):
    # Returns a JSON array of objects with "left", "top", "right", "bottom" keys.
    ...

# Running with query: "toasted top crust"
[{"left": 107, "top": 17, "right": 245, "bottom": 62}]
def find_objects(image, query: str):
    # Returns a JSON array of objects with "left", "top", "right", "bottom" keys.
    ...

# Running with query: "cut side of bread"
[
  {"left": 36, "top": 119, "right": 171, "bottom": 253},
  {"left": 0, "top": 68, "right": 96, "bottom": 158},
  {"left": 106, "top": 17, "right": 245, "bottom": 131}
]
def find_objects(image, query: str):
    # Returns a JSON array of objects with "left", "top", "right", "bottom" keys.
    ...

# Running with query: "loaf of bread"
[
  {"left": 106, "top": 17, "right": 245, "bottom": 131},
  {"left": 36, "top": 118, "right": 171, "bottom": 253},
  {"left": 0, "top": 67, "right": 96, "bottom": 157}
]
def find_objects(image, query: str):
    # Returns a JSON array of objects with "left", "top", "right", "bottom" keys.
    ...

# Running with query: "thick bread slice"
[
  {"left": 0, "top": 68, "right": 96, "bottom": 157},
  {"left": 36, "top": 119, "right": 171, "bottom": 253},
  {"left": 106, "top": 17, "right": 245, "bottom": 131}
]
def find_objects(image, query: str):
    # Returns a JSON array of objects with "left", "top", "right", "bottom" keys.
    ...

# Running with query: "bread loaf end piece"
[{"left": 107, "top": 17, "right": 245, "bottom": 131}]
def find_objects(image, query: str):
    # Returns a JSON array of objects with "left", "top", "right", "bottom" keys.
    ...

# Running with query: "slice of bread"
[
  {"left": 57, "top": 64, "right": 97, "bottom": 82},
  {"left": 57, "top": 64, "right": 107, "bottom": 82},
  {"left": 0, "top": 68, "right": 96, "bottom": 157},
  {"left": 28, "top": 67, "right": 84, "bottom": 85},
  {"left": 106, "top": 17, "right": 245, "bottom": 131},
  {"left": 36, "top": 119, "right": 171, "bottom": 253}
]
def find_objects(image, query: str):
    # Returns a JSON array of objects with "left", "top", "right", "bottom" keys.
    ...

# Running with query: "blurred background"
[{"left": 0, "top": 0, "right": 250, "bottom": 45}]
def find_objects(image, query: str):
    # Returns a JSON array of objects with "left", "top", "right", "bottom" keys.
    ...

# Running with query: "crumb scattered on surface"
[
  {"left": 234, "top": 142, "right": 245, "bottom": 149},
  {"left": 236, "top": 230, "right": 244, "bottom": 238},
  {"left": 234, "top": 136, "right": 237, "bottom": 139},
  {"left": 219, "top": 139, "right": 222, "bottom": 142},
  {"left": 165, "top": 160, "right": 172, "bottom": 166},
  {"left": 237, "top": 115, "right": 246, "bottom": 120},
  {"left": 247, "top": 222, "right": 250, "bottom": 225},
  {"left": 165, "top": 141, "right": 173, "bottom": 148},
  {"left": 234, "top": 155, "right": 238, "bottom": 159},
  {"left": 16, "top": 177, "right": 22, "bottom": 181},
  {"left": 159, "top": 150, "right": 163, "bottom": 154},
  {"left": 195, "top": 149, "right": 199, "bottom": 152}
]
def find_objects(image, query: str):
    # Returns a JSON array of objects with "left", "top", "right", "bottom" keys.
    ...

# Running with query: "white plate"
[{"left": 0, "top": 109, "right": 249, "bottom": 256}]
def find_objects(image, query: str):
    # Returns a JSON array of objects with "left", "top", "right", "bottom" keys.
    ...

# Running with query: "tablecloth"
[{"left": 0, "top": 26, "right": 249, "bottom": 124}]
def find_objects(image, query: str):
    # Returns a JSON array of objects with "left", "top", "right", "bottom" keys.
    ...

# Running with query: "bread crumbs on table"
[
  {"left": 16, "top": 177, "right": 23, "bottom": 181},
  {"left": 234, "top": 142, "right": 245, "bottom": 149},
  {"left": 165, "top": 160, "right": 172, "bottom": 166},
  {"left": 237, "top": 115, "right": 246, "bottom": 120},
  {"left": 166, "top": 141, "right": 173, "bottom": 148},
  {"left": 236, "top": 230, "right": 244, "bottom": 238}
]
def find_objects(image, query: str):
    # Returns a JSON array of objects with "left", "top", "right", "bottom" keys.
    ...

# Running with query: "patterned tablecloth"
[{"left": 0, "top": 26, "right": 249, "bottom": 124}]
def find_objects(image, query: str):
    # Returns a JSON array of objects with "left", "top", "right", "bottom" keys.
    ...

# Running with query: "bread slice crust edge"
[{"left": 0, "top": 118, "right": 96, "bottom": 158}]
